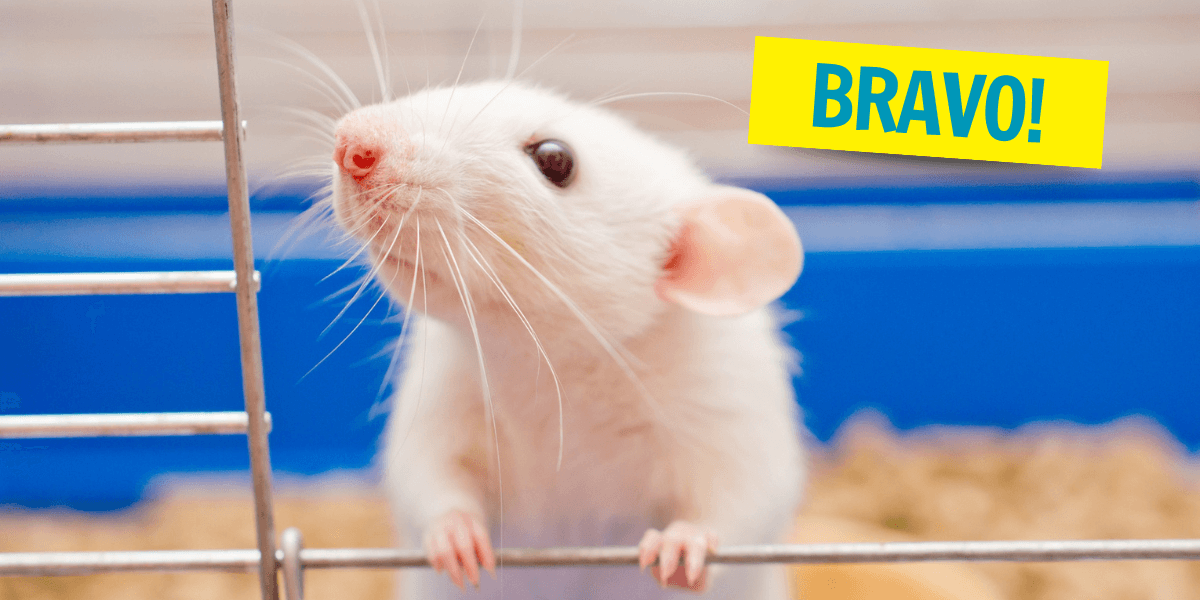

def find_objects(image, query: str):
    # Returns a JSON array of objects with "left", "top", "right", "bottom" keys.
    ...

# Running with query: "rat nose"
[{"left": 334, "top": 140, "right": 381, "bottom": 179}]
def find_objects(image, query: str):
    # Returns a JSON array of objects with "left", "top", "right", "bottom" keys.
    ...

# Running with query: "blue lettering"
[
  {"left": 985, "top": 75, "right": 1026, "bottom": 142},
  {"left": 896, "top": 70, "right": 940, "bottom": 135},
  {"left": 856, "top": 66, "right": 898, "bottom": 132},
  {"left": 944, "top": 73, "right": 986, "bottom": 138},
  {"left": 813, "top": 63, "right": 854, "bottom": 128}
]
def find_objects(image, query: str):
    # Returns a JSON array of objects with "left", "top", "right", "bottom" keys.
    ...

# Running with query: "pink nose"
[{"left": 334, "top": 141, "right": 380, "bottom": 179}]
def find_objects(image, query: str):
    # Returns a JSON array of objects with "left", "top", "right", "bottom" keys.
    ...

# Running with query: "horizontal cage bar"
[
  {"left": 0, "top": 411, "right": 272, "bottom": 439},
  {"left": 297, "top": 539, "right": 1200, "bottom": 569},
  {"left": 0, "top": 549, "right": 261, "bottom": 577},
  {"left": 0, "top": 120, "right": 245, "bottom": 144},
  {"left": 0, "top": 270, "right": 259, "bottom": 297},
  {"left": 4, "top": 539, "right": 1200, "bottom": 577}
]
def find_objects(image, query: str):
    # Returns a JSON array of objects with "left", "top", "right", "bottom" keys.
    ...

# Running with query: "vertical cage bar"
[
  {"left": 280, "top": 528, "right": 306, "bottom": 600},
  {"left": 210, "top": 1, "right": 279, "bottom": 599}
]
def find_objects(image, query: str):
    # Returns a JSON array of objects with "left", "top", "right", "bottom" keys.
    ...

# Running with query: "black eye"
[{"left": 524, "top": 139, "right": 576, "bottom": 188}]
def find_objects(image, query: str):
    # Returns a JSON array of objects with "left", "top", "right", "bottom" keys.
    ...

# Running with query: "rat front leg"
[
  {"left": 383, "top": 323, "right": 498, "bottom": 591},
  {"left": 635, "top": 407, "right": 805, "bottom": 596},
  {"left": 424, "top": 508, "right": 496, "bottom": 589},
  {"left": 638, "top": 521, "right": 719, "bottom": 591},
  {"left": 387, "top": 390, "right": 496, "bottom": 591}
]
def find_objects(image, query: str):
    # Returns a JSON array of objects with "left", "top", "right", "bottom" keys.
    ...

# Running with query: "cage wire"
[{"left": 1, "top": 1, "right": 1199, "bottom": 600}]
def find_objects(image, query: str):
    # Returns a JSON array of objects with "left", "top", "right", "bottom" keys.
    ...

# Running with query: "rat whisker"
[
  {"left": 371, "top": 0, "right": 394, "bottom": 101},
  {"left": 376, "top": 216, "right": 424, "bottom": 419},
  {"left": 319, "top": 212, "right": 396, "bottom": 338},
  {"left": 439, "top": 16, "right": 487, "bottom": 139},
  {"left": 352, "top": 0, "right": 391, "bottom": 103},
  {"left": 336, "top": 182, "right": 408, "bottom": 243},
  {"left": 434, "top": 217, "right": 505, "bottom": 562},
  {"left": 271, "top": 164, "right": 333, "bottom": 182},
  {"left": 318, "top": 209, "right": 387, "bottom": 284},
  {"left": 255, "top": 151, "right": 332, "bottom": 203},
  {"left": 324, "top": 183, "right": 422, "bottom": 294},
  {"left": 390, "top": 214, "right": 432, "bottom": 433},
  {"left": 385, "top": 224, "right": 434, "bottom": 450},
  {"left": 280, "top": 105, "right": 340, "bottom": 129},
  {"left": 592, "top": 91, "right": 750, "bottom": 116},
  {"left": 450, "top": 32, "right": 584, "bottom": 139},
  {"left": 318, "top": 272, "right": 373, "bottom": 305},
  {"left": 272, "top": 107, "right": 339, "bottom": 143},
  {"left": 417, "top": 223, "right": 429, "bottom": 438},
  {"left": 587, "top": 81, "right": 637, "bottom": 107},
  {"left": 303, "top": 210, "right": 407, "bottom": 380},
  {"left": 451, "top": 204, "right": 674, "bottom": 433},
  {"left": 388, "top": 185, "right": 424, "bottom": 232},
  {"left": 327, "top": 188, "right": 386, "bottom": 246},
  {"left": 245, "top": 29, "right": 360, "bottom": 113},
  {"left": 512, "top": 32, "right": 578, "bottom": 83},
  {"left": 326, "top": 183, "right": 422, "bottom": 282},
  {"left": 307, "top": 238, "right": 378, "bottom": 306},
  {"left": 458, "top": 230, "right": 566, "bottom": 470},
  {"left": 417, "top": 32, "right": 592, "bottom": 164},
  {"left": 303, "top": 278, "right": 390, "bottom": 379},
  {"left": 266, "top": 184, "right": 337, "bottom": 263},
  {"left": 504, "top": 0, "right": 523, "bottom": 80},
  {"left": 257, "top": 57, "right": 358, "bottom": 116},
  {"left": 265, "top": 127, "right": 335, "bottom": 152},
  {"left": 374, "top": 0, "right": 412, "bottom": 100},
  {"left": 453, "top": 30, "right": 577, "bottom": 140}
]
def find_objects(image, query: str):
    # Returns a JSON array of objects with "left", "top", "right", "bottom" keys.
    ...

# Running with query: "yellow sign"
[{"left": 748, "top": 38, "right": 1109, "bottom": 169}]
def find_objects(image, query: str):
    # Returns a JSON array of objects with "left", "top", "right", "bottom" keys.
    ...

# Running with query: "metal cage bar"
[
  {"left": 209, "top": 1, "right": 279, "bottom": 599},
  {"left": 1, "top": 1, "right": 279, "bottom": 599},
  {"left": 4, "top": 2, "right": 1199, "bottom": 600},
  {"left": 6, "top": 538, "right": 1200, "bottom": 579},
  {"left": 0, "top": 271, "right": 259, "bottom": 297},
  {"left": 281, "top": 528, "right": 305, "bottom": 600},
  {"left": 0, "top": 121, "right": 227, "bottom": 144},
  {"left": 292, "top": 539, "right": 1200, "bottom": 569},
  {"left": 0, "top": 412, "right": 271, "bottom": 439},
  {"left": 0, "top": 549, "right": 262, "bottom": 577}
]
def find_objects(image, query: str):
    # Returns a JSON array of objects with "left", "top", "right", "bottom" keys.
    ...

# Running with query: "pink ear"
[{"left": 656, "top": 188, "right": 803, "bottom": 317}]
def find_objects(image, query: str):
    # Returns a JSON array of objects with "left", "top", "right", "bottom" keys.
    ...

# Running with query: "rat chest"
[{"left": 473, "top": 357, "right": 682, "bottom": 532}]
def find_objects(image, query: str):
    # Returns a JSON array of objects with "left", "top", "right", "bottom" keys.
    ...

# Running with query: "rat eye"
[{"left": 524, "top": 139, "right": 576, "bottom": 188}]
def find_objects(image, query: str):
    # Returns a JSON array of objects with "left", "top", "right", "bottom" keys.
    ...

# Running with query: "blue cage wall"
[{"left": 1, "top": 175, "right": 1198, "bottom": 510}]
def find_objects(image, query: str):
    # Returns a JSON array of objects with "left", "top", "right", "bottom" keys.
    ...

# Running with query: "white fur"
[{"left": 327, "top": 80, "right": 807, "bottom": 600}]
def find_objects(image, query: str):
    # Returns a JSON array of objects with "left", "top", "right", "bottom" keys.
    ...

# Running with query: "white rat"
[{"left": 325, "top": 79, "right": 807, "bottom": 600}]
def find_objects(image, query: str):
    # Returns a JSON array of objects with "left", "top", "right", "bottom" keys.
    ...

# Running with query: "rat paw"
[
  {"left": 638, "top": 521, "right": 718, "bottom": 592},
  {"left": 424, "top": 509, "right": 496, "bottom": 590}
]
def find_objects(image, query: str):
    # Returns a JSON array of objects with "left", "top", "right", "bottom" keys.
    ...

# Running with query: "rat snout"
[
  {"left": 332, "top": 106, "right": 409, "bottom": 184},
  {"left": 333, "top": 140, "right": 380, "bottom": 179}
]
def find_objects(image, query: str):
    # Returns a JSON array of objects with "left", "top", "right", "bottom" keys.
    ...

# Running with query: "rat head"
[{"left": 328, "top": 81, "right": 802, "bottom": 342}]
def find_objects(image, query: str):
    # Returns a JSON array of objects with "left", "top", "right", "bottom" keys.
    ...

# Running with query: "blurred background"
[{"left": 1, "top": 0, "right": 1199, "bottom": 598}]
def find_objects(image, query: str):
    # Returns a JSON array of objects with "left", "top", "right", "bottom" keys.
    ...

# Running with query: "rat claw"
[
  {"left": 657, "top": 540, "right": 683, "bottom": 585},
  {"left": 446, "top": 515, "right": 482, "bottom": 587},
  {"left": 641, "top": 521, "right": 716, "bottom": 592},
  {"left": 469, "top": 515, "right": 497, "bottom": 577},
  {"left": 684, "top": 535, "right": 708, "bottom": 586},
  {"left": 425, "top": 510, "right": 493, "bottom": 591},
  {"left": 638, "top": 529, "right": 663, "bottom": 571},
  {"left": 443, "top": 546, "right": 465, "bottom": 590}
]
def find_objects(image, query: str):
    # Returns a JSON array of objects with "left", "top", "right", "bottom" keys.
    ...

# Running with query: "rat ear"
[{"left": 656, "top": 187, "right": 803, "bottom": 317}]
